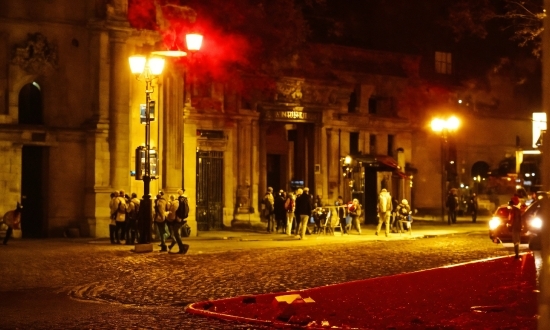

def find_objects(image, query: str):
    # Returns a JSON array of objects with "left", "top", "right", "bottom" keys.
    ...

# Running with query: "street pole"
[
  {"left": 440, "top": 135, "right": 446, "bottom": 223},
  {"left": 538, "top": 0, "right": 550, "bottom": 327},
  {"left": 138, "top": 79, "right": 153, "bottom": 245}
]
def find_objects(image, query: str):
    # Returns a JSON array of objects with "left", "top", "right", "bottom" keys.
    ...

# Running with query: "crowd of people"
[
  {"left": 260, "top": 187, "right": 413, "bottom": 239},
  {"left": 108, "top": 189, "right": 190, "bottom": 254}
]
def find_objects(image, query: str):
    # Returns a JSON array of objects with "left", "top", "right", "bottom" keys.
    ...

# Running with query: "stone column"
[
  {"left": 162, "top": 70, "right": 184, "bottom": 193},
  {"left": 108, "top": 30, "right": 130, "bottom": 193},
  {"left": 258, "top": 119, "right": 266, "bottom": 212},
  {"left": 83, "top": 29, "right": 114, "bottom": 238}
]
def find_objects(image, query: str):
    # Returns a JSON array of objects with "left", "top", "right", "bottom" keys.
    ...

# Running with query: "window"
[
  {"left": 368, "top": 98, "right": 377, "bottom": 114},
  {"left": 435, "top": 51, "right": 452, "bottom": 74},
  {"left": 387, "top": 135, "right": 394, "bottom": 156},
  {"left": 19, "top": 82, "right": 43, "bottom": 125},
  {"left": 369, "top": 134, "right": 377, "bottom": 154},
  {"left": 347, "top": 91, "right": 357, "bottom": 113},
  {"left": 350, "top": 132, "right": 359, "bottom": 155}
]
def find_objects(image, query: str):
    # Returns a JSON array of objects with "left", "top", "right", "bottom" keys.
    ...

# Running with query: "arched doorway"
[{"left": 18, "top": 82, "right": 43, "bottom": 125}]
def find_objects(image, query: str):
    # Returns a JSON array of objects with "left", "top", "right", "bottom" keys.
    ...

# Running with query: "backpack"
[
  {"left": 117, "top": 201, "right": 127, "bottom": 214},
  {"left": 130, "top": 201, "right": 139, "bottom": 218},
  {"left": 285, "top": 198, "right": 294, "bottom": 212},
  {"left": 176, "top": 196, "right": 190, "bottom": 220},
  {"left": 181, "top": 222, "right": 191, "bottom": 237}
]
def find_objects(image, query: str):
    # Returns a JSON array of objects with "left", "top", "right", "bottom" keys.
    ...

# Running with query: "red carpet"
[{"left": 187, "top": 254, "right": 537, "bottom": 329}]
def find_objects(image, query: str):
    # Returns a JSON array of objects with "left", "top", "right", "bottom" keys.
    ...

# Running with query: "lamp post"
[
  {"left": 128, "top": 56, "right": 165, "bottom": 249},
  {"left": 431, "top": 116, "right": 460, "bottom": 223},
  {"left": 129, "top": 33, "right": 203, "bottom": 252}
]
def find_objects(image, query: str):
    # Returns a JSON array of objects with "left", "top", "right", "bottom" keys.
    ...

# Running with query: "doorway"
[
  {"left": 196, "top": 150, "right": 224, "bottom": 231},
  {"left": 21, "top": 146, "right": 47, "bottom": 238}
]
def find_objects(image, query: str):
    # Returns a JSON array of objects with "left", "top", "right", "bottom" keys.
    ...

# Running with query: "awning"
[{"left": 352, "top": 154, "right": 408, "bottom": 179}]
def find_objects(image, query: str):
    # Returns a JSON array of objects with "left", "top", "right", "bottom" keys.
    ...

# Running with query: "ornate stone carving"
[
  {"left": 12, "top": 33, "right": 58, "bottom": 75},
  {"left": 275, "top": 79, "right": 303, "bottom": 104}
]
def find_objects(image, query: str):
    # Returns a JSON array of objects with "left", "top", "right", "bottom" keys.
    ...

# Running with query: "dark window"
[
  {"left": 350, "top": 132, "right": 359, "bottom": 155},
  {"left": 347, "top": 91, "right": 357, "bottom": 113},
  {"left": 368, "top": 98, "right": 377, "bottom": 114},
  {"left": 19, "top": 82, "right": 43, "bottom": 125},
  {"left": 241, "top": 95, "right": 252, "bottom": 110},
  {"left": 387, "top": 135, "right": 394, "bottom": 156},
  {"left": 369, "top": 134, "right": 377, "bottom": 154}
]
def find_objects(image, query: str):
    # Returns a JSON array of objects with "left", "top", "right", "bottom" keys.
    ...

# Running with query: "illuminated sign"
[{"left": 264, "top": 108, "right": 321, "bottom": 123}]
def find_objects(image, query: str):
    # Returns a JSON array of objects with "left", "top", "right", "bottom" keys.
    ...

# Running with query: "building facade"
[{"left": 0, "top": 0, "right": 538, "bottom": 238}]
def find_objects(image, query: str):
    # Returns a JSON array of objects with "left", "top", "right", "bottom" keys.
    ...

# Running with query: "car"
[
  {"left": 488, "top": 203, "right": 534, "bottom": 243},
  {"left": 522, "top": 198, "right": 545, "bottom": 250}
]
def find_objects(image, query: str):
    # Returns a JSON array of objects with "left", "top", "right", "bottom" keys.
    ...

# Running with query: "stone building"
[{"left": 0, "top": 0, "right": 538, "bottom": 238}]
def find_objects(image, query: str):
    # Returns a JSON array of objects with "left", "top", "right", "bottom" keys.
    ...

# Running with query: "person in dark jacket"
[
  {"left": 509, "top": 195, "right": 522, "bottom": 259},
  {"left": 274, "top": 190, "right": 287, "bottom": 233},
  {"left": 446, "top": 189, "right": 459, "bottom": 225},
  {"left": 295, "top": 188, "right": 313, "bottom": 240},
  {"left": 468, "top": 193, "right": 479, "bottom": 223}
]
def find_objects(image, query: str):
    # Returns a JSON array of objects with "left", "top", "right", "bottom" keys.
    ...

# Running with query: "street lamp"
[
  {"left": 431, "top": 116, "right": 460, "bottom": 223},
  {"left": 129, "top": 33, "right": 203, "bottom": 252},
  {"left": 129, "top": 55, "right": 166, "bottom": 250}
]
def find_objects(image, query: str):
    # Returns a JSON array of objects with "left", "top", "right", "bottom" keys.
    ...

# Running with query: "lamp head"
[{"left": 186, "top": 33, "right": 203, "bottom": 52}]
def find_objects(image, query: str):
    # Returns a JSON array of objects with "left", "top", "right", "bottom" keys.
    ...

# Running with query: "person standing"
[
  {"left": 446, "top": 189, "right": 459, "bottom": 225},
  {"left": 376, "top": 189, "right": 392, "bottom": 237},
  {"left": 509, "top": 196, "right": 522, "bottom": 259},
  {"left": 108, "top": 191, "right": 118, "bottom": 244},
  {"left": 336, "top": 196, "right": 347, "bottom": 234},
  {"left": 284, "top": 192, "right": 296, "bottom": 236},
  {"left": 114, "top": 190, "right": 127, "bottom": 244},
  {"left": 169, "top": 188, "right": 190, "bottom": 254},
  {"left": 2, "top": 202, "right": 22, "bottom": 245},
  {"left": 125, "top": 193, "right": 140, "bottom": 244},
  {"left": 262, "top": 187, "right": 275, "bottom": 233},
  {"left": 274, "top": 190, "right": 286, "bottom": 233},
  {"left": 348, "top": 198, "right": 362, "bottom": 235},
  {"left": 295, "top": 188, "right": 312, "bottom": 240},
  {"left": 153, "top": 193, "right": 168, "bottom": 251},
  {"left": 468, "top": 193, "right": 479, "bottom": 223}
]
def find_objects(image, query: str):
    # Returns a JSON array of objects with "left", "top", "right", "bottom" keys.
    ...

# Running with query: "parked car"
[
  {"left": 488, "top": 203, "right": 533, "bottom": 243},
  {"left": 522, "top": 198, "right": 545, "bottom": 250}
]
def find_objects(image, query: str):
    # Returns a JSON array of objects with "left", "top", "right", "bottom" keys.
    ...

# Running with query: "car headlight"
[
  {"left": 489, "top": 217, "right": 502, "bottom": 230},
  {"left": 530, "top": 217, "right": 543, "bottom": 230}
]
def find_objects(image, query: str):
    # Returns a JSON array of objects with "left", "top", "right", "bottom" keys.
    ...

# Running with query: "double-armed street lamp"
[
  {"left": 431, "top": 116, "right": 460, "bottom": 223},
  {"left": 129, "top": 33, "right": 203, "bottom": 251}
]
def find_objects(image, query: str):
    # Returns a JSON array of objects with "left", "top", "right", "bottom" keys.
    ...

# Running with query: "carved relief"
[
  {"left": 12, "top": 33, "right": 58, "bottom": 75},
  {"left": 275, "top": 79, "right": 303, "bottom": 104}
]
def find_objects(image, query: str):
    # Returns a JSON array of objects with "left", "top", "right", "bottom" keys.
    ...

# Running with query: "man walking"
[
  {"left": 295, "top": 188, "right": 313, "bottom": 240},
  {"left": 154, "top": 193, "right": 168, "bottom": 251},
  {"left": 376, "top": 188, "right": 392, "bottom": 237}
]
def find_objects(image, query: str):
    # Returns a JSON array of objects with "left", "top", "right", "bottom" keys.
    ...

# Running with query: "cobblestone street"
[{"left": 0, "top": 224, "right": 523, "bottom": 329}]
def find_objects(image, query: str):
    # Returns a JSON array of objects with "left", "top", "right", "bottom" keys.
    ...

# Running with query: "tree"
[
  {"left": 446, "top": 0, "right": 545, "bottom": 57},
  {"left": 128, "top": 0, "right": 324, "bottom": 93}
]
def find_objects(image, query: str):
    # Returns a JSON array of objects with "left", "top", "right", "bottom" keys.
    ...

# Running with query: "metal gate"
[{"left": 196, "top": 150, "right": 224, "bottom": 231}]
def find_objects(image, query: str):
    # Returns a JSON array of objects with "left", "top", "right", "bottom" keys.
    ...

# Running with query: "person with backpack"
[
  {"left": 284, "top": 192, "right": 296, "bottom": 236},
  {"left": 153, "top": 193, "right": 168, "bottom": 251},
  {"left": 125, "top": 193, "right": 140, "bottom": 245},
  {"left": 114, "top": 190, "right": 127, "bottom": 244},
  {"left": 376, "top": 189, "right": 391, "bottom": 237},
  {"left": 168, "top": 189, "right": 190, "bottom": 254}
]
